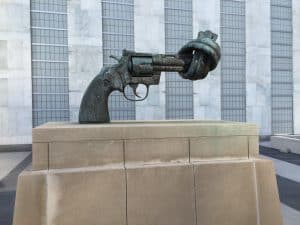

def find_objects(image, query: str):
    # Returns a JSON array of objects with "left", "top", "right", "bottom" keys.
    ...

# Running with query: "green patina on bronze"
[{"left": 79, "top": 30, "right": 221, "bottom": 123}]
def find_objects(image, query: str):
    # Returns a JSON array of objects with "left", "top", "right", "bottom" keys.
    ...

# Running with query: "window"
[
  {"left": 164, "top": 0, "right": 193, "bottom": 119},
  {"left": 271, "top": 0, "right": 293, "bottom": 133},
  {"left": 102, "top": 0, "right": 135, "bottom": 120},
  {"left": 220, "top": 0, "right": 246, "bottom": 122},
  {"left": 31, "top": 0, "right": 69, "bottom": 127}
]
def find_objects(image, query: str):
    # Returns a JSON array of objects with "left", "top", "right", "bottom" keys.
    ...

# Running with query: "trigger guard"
[{"left": 123, "top": 84, "right": 149, "bottom": 102}]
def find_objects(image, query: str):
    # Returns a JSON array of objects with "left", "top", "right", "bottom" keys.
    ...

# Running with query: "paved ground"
[
  {"left": 0, "top": 144, "right": 300, "bottom": 225},
  {"left": 260, "top": 143, "right": 300, "bottom": 225},
  {"left": 0, "top": 153, "right": 31, "bottom": 225}
]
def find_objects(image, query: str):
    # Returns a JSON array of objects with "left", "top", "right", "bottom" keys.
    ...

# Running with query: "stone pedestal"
[{"left": 13, "top": 121, "right": 283, "bottom": 225}]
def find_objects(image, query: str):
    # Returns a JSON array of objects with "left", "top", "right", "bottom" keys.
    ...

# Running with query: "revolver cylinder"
[{"left": 128, "top": 54, "right": 185, "bottom": 76}]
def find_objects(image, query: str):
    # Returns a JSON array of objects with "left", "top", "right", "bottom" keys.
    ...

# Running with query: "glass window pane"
[
  {"left": 102, "top": 0, "right": 135, "bottom": 120},
  {"left": 271, "top": 0, "right": 293, "bottom": 134},
  {"left": 31, "top": 0, "right": 69, "bottom": 127},
  {"left": 165, "top": 0, "right": 193, "bottom": 119},
  {"left": 221, "top": 0, "right": 246, "bottom": 122}
]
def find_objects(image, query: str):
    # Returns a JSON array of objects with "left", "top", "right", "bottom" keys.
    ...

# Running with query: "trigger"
[
  {"left": 130, "top": 84, "right": 141, "bottom": 98},
  {"left": 109, "top": 55, "right": 121, "bottom": 62}
]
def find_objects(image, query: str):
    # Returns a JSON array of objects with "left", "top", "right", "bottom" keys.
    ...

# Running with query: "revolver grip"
[{"left": 79, "top": 67, "right": 113, "bottom": 123}]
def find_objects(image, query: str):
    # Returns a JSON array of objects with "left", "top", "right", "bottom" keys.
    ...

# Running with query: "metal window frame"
[
  {"left": 101, "top": 0, "right": 135, "bottom": 120},
  {"left": 30, "top": 0, "right": 70, "bottom": 127},
  {"left": 271, "top": 0, "right": 294, "bottom": 134},
  {"left": 220, "top": 0, "right": 246, "bottom": 122},
  {"left": 164, "top": 0, "right": 194, "bottom": 119}
]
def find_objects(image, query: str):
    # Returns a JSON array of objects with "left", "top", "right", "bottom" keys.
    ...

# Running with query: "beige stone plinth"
[
  {"left": 13, "top": 121, "right": 282, "bottom": 225},
  {"left": 31, "top": 120, "right": 259, "bottom": 170}
]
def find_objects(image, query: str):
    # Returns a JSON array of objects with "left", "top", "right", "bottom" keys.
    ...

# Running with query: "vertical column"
[
  {"left": 293, "top": 0, "right": 300, "bottom": 133},
  {"left": 246, "top": 0, "right": 271, "bottom": 135},
  {"left": 0, "top": 1, "right": 32, "bottom": 144},
  {"left": 271, "top": 0, "right": 293, "bottom": 134},
  {"left": 193, "top": 0, "right": 221, "bottom": 119},
  {"left": 68, "top": 0, "right": 102, "bottom": 121},
  {"left": 134, "top": 0, "right": 165, "bottom": 120},
  {"left": 31, "top": 0, "right": 69, "bottom": 126},
  {"left": 220, "top": 0, "right": 247, "bottom": 122},
  {"left": 165, "top": 0, "right": 194, "bottom": 119},
  {"left": 102, "top": 0, "right": 136, "bottom": 120}
]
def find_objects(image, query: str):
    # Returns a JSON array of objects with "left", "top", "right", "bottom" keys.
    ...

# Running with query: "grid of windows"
[
  {"left": 31, "top": 0, "right": 69, "bottom": 127},
  {"left": 102, "top": 0, "right": 135, "bottom": 120},
  {"left": 220, "top": 0, "right": 246, "bottom": 122},
  {"left": 164, "top": 0, "right": 193, "bottom": 119},
  {"left": 271, "top": 0, "right": 293, "bottom": 134}
]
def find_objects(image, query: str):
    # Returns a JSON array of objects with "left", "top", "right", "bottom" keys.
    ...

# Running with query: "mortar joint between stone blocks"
[
  {"left": 252, "top": 161, "right": 261, "bottom": 225},
  {"left": 47, "top": 142, "right": 50, "bottom": 170},
  {"left": 188, "top": 138, "right": 191, "bottom": 163},
  {"left": 122, "top": 139, "right": 126, "bottom": 167},
  {"left": 192, "top": 164, "right": 198, "bottom": 225},
  {"left": 248, "top": 137, "right": 250, "bottom": 159}
]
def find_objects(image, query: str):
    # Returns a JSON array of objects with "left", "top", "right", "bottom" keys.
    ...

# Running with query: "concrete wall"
[
  {"left": 134, "top": 0, "right": 165, "bottom": 120},
  {"left": 2, "top": 0, "right": 300, "bottom": 144},
  {"left": 68, "top": 0, "right": 102, "bottom": 122},
  {"left": 293, "top": 0, "right": 300, "bottom": 134},
  {"left": 193, "top": 0, "right": 221, "bottom": 120},
  {"left": 246, "top": 0, "right": 272, "bottom": 135},
  {"left": 0, "top": 0, "right": 32, "bottom": 144},
  {"left": 56, "top": 0, "right": 300, "bottom": 135}
]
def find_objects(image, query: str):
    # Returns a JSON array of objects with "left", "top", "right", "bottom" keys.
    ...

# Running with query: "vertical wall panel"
[
  {"left": 31, "top": 0, "right": 69, "bottom": 127},
  {"left": 68, "top": 0, "right": 102, "bottom": 122},
  {"left": 102, "top": 0, "right": 135, "bottom": 120},
  {"left": 246, "top": 0, "right": 272, "bottom": 135},
  {"left": 220, "top": 0, "right": 246, "bottom": 122},
  {"left": 134, "top": 0, "right": 166, "bottom": 120},
  {"left": 271, "top": 0, "right": 293, "bottom": 134},
  {"left": 0, "top": 0, "right": 32, "bottom": 144},
  {"left": 193, "top": 0, "right": 221, "bottom": 120},
  {"left": 164, "top": 0, "right": 193, "bottom": 119},
  {"left": 293, "top": 0, "right": 300, "bottom": 134}
]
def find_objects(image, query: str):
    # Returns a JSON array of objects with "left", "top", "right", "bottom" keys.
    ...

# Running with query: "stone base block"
[
  {"left": 13, "top": 166, "right": 126, "bottom": 225},
  {"left": 13, "top": 159, "right": 282, "bottom": 225},
  {"left": 127, "top": 163, "right": 196, "bottom": 225},
  {"left": 31, "top": 120, "right": 259, "bottom": 170},
  {"left": 13, "top": 121, "right": 282, "bottom": 225}
]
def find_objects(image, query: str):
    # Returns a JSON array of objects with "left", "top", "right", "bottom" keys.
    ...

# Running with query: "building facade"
[{"left": 0, "top": 0, "right": 299, "bottom": 144}]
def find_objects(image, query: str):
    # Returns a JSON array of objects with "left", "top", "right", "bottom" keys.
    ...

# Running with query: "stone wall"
[
  {"left": 2, "top": 0, "right": 300, "bottom": 145},
  {"left": 134, "top": 0, "right": 166, "bottom": 120},
  {"left": 60, "top": 0, "right": 300, "bottom": 135},
  {"left": 293, "top": 0, "right": 300, "bottom": 134},
  {"left": 0, "top": 0, "right": 32, "bottom": 144},
  {"left": 68, "top": 0, "right": 102, "bottom": 122},
  {"left": 246, "top": 0, "right": 272, "bottom": 135},
  {"left": 193, "top": 0, "right": 221, "bottom": 120}
]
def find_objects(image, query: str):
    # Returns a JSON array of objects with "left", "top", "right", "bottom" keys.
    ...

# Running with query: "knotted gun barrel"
[{"left": 79, "top": 30, "right": 221, "bottom": 123}]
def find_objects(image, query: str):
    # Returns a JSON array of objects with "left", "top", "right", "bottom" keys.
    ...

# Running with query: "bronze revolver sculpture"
[{"left": 79, "top": 30, "right": 221, "bottom": 123}]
